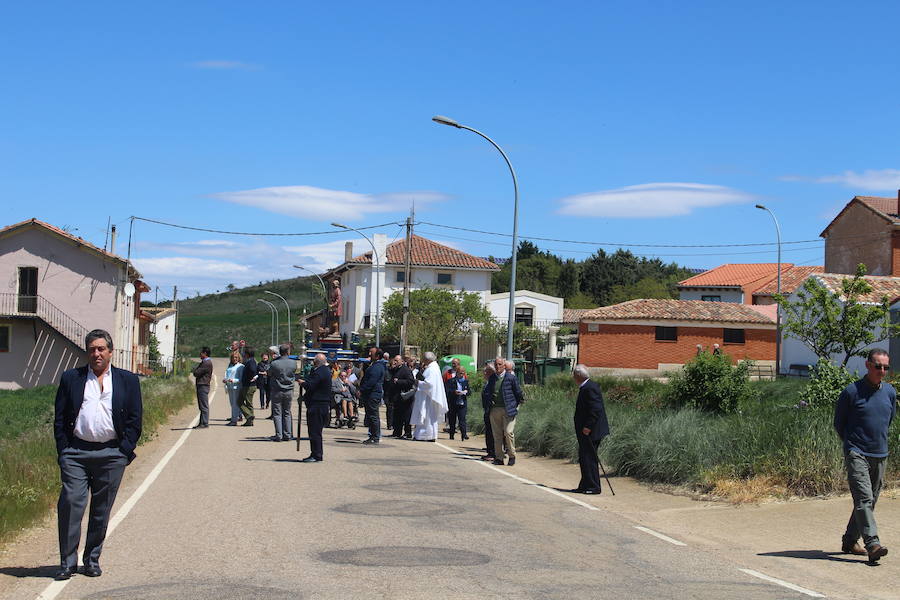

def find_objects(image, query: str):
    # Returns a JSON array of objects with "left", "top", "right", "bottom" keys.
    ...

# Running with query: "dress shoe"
[
  {"left": 241, "top": 419, "right": 254, "bottom": 427},
  {"left": 868, "top": 544, "right": 888, "bottom": 562},
  {"left": 362, "top": 438, "right": 379, "bottom": 445},
  {"left": 842, "top": 540, "right": 867, "bottom": 556},
  {"left": 461, "top": 435, "right": 469, "bottom": 440},
  {"left": 301, "top": 456, "right": 322, "bottom": 462},
  {"left": 507, "top": 457, "right": 516, "bottom": 466},
  {"left": 81, "top": 565, "right": 102, "bottom": 577},
  {"left": 265, "top": 415, "right": 274, "bottom": 420},
  {"left": 449, "top": 433, "right": 455, "bottom": 440},
  {"left": 192, "top": 424, "right": 208, "bottom": 429},
  {"left": 225, "top": 421, "right": 237, "bottom": 426},
  {"left": 55, "top": 567, "right": 77, "bottom": 580},
  {"left": 270, "top": 436, "right": 282, "bottom": 442},
  {"left": 492, "top": 459, "right": 504, "bottom": 465},
  {"left": 283, "top": 436, "right": 294, "bottom": 441},
  {"left": 581, "top": 489, "right": 600, "bottom": 495},
  {"left": 481, "top": 455, "right": 495, "bottom": 461}
]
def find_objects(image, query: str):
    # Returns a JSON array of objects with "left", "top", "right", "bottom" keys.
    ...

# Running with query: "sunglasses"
[{"left": 869, "top": 363, "right": 890, "bottom": 371}]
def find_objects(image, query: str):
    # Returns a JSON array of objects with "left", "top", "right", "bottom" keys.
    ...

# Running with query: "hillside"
[{"left": 172, "top": 276, "right": 324, "bottom": 357}]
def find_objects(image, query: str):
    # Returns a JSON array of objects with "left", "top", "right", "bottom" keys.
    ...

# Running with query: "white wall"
[
  {"left": 150, "top": 312, "right": 177, "bottom": 365},
  {"left": 487, "top": 290, "right": 563, "bottom": 325},
  {"left": 679, "top": 288, "right": 744, "bottom": 303}
]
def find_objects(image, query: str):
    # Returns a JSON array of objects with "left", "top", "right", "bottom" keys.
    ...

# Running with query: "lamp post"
[
  {"left": 756, "top": 204, "right": 782, "bottom": 377},
  {"left": 293, "top": 265, "right": 328, "bottom": 314},
  {"left": 264, "top": 290, "right": 291, "bottom": 344},
  {"left": 432, "top": 115, "right": 519, "bottom": 361},
  {"left": 332, "top": 222, "right": 381, "bottom": 348},
  {"left": 256, "top": 299, "right": 277, "bottom": 346}
]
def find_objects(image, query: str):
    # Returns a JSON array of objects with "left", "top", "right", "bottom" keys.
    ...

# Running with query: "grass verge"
[{"left": 0, "top": 376, "right": 194, "bottom": 544}]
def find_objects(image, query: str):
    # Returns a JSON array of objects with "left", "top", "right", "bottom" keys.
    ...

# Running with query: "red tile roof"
[
  {"left": 813, "top": 273, "right": 900, "bottom": 304},
  {"left": 678, "top": 263, "right": 786, "bottom": 288},
  {"left": 561, "top": 308, "right": 594, "bottom": 323},
  {"left": 856, "top": 196, "right": 900, "bottom": 218},
  {"left": 582, "top": 299, "right": 776, "bottom": 325},
  {"left": 349, "top": 234, "right": 500, "bottom": 271},
  {"left": 753, "top": 266, "right": 824, "bottom": 296}
]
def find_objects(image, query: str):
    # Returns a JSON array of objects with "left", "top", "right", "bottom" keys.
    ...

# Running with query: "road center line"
[
  {"left": 434, "top": 442, "right": 599, "bottom": 511},
  {"left": 37, "top": 378, "right": 214, "bottom": 600},
  {"left": 738, "top": 568, "right": 825, "bottom": 598},
  {"left": 633, "top": 526, "right": 687, "bottom": 546}
]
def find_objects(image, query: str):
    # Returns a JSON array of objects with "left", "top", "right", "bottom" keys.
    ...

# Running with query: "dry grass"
[{"left": 708, "top": 476, "right": 789, "bottom": 504}]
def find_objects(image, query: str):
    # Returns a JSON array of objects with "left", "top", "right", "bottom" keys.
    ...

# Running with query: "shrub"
[
  {"left": 798, "top": 360, "right": 855, "bottom": 411},
  {"left": 665, "top": 352, "right": 755, "bottom": 413}
]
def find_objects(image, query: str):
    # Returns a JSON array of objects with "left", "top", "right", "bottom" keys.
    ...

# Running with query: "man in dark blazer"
[
  {"left": 298, "top": 353, "right": 332, "bottom": 462},
  {"left": 571, "top": 363, "right": 609, "bottom": 494},
  {"left": 191, "top": 346, "right": 213, "bottom": 428},
  {"left": 239, "top": 347, "right": 258, "bottom": 427},
  {"left": 53, "top": 329, "right": 143, "bottom": 580}
]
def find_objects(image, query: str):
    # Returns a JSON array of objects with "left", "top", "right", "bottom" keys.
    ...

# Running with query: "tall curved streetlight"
[
  {"left": 433, "top": 115, "right": 519, "bottom": 361},
  {"left": 331, "top": 222, "right": 380, "bottom": 348},
  {"left": 293, "top": 265, "right": 329, "bottom": 314},
  {"left": 256, "top": 299, "right": 277, "bottom": 346},
  {"left": 756, "top": 204, "right": 782, "bottom": 377},
  {"left": 264, "top": 290, "right": 291, "bottom": 344}
]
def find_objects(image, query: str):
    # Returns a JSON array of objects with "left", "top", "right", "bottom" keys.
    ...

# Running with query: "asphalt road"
[{"left": 0, "top": 359, "right": 890, "bottom": 599}]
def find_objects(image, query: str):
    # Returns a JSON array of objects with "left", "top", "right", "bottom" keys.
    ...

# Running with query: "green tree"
[
  {"left": 607, "top": 276, "right": 676, "bottom": 305},
  {"left": 148, "top": 333, "right": 161, "bottom": 365},
  {"left": 557, "top": 259, "right": 580, "bottom": 299},
  {"left": 776, "top": 264, "right": 900, "bottom": 367},
  {"left": 381, "top": 288, "right": 493, "bottom": 354}
]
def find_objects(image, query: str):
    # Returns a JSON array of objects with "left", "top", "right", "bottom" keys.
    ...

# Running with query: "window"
[
  {"left": 17, "top": 267, "right": 38, "bottom": 313},
  {"left": 436, "top": 272, "right": 453, "bottom": 285},
  {"left": 515, "top": 306, "right": 534, "bottom": 326},
  {"left": 723, "top": 328, "right": 745, "bottom": 344},
  {"left": 395, "top": 270, "right": 412, "bottom": 283},
  {"left": 656, "top": 326, "right": 677, "bottom": 341},
  {"left": 701, "top": 295, "right": 722, "bottom": 302},
  {"left": 587, "top": 323, "right": 599, "bottom": 332},
  {"left": 0, "top": 325, "right": 8, "bottom": 352}
]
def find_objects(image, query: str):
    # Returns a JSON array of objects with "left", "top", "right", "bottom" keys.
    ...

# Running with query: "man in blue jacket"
[
  {"left": 834, "top": 348, "right": 897, "bottom": 563},
  {"left": 53, "top": 329, "right": 143, "bottom": 580},
  {"left": 360, "top": 347, "right": 388, "bottom": 444},
  {"left": 488, "top": 358, "right": 525, "bottom": 466}
]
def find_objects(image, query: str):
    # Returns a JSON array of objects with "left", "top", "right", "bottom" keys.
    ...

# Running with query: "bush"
[
  {"left": 665, "top": 352, "right": 755, "bottom": 413},
  {"left": 798, "top": 360, "right": 855, "bottom": 410}
]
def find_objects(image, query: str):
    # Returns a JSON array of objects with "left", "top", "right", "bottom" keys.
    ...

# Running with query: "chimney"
[
  {"left": 109, "top": 225, "right": 117, "bottom": 254},
  {"left": 345, "top": 241, "right": 353, "bottom": 262}
]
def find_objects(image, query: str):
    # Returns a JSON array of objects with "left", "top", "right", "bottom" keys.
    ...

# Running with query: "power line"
[{"left": 131, "top": 216, "right": 401, "bottom": 237}]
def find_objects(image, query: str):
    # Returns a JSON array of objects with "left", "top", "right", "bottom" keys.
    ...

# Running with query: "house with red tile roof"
[
  {"left": 678, "top": 263, "right": 786, "bottom": 304},
  {"left": 322, "top": 234, "right": 500, "bottom": 337},
  {"left": 822, "top": 191, "right": 900, "bottom": 276},
  {"left": 0, "top": 219, "right": 151, "bottom": 388},
  {"left": 578, "top": 299, "right": 776, "bottom": 376}
]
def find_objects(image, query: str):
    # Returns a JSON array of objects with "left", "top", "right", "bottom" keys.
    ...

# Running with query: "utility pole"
[
  {"left": 400, "top": 208, "right": 413, "bottom": 355},
  {"left": 172, "top": 286, "right": 179, "bottom": 374}
]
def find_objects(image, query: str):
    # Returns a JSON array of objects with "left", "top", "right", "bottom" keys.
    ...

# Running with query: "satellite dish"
[{"left": 123, "top": 282, "right": 136, "bottom": 298}]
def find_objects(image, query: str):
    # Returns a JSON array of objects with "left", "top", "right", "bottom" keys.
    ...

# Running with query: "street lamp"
[
  {"left": 432, "top": 115, "right": 519, "bottom": 361},
  {"left": 331, "top": 222, "right": 381, "bottom": 348},
  {"left": 256, "top": 299, "right": 277, "bottom": 346},
  {"left": 293, "top": 265, "right": 328, "bottom": 314},
  {"left": 756, "top": 204, "right": 782, "bottom": 377},
  {"left": 264, "top": 290, "right": 291, "bottom": 344}
]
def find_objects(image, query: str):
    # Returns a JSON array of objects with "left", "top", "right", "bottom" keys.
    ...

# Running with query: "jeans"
[
  {"left": 364, "top": 395, "right": 381, "bottom": 440},
  {"left": 844, "top": 450, "right": 887, "bottom": 549},
  {"left": 257, "top": 384, "right": 269, "bottom": 409}
]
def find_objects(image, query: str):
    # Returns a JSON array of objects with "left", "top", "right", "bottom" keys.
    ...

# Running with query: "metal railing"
[{"left": 0, "top": 293, "right": 88, "bottom": 349}]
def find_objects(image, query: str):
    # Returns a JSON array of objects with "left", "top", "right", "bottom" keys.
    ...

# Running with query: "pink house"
[{"left": 0, "top": 219, "right": 149, "bottom": 389}]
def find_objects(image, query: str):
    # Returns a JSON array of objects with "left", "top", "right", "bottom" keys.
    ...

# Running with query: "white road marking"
[
  {"left": 739, "top": 568, "right": 825, "bottom": 598},
  {"left": 633, "top": 525, "right": 687, "bottom": 546},
  {"left": 434, "top": 442, "right": 599, "bottom": 511},
  {"left": 37, "top": 378, "right": 215, "bottom": 600}
]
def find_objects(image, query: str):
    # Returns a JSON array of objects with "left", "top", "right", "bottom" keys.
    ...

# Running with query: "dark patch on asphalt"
[
  {"left": 79, "top": 582, "right": 301, "bottom": 599},
  {"left": 319, "top": 546, "right": 490, "bottom": 567},
  {"left": 362, "top": 480, "right": 481, "bottom": 495},
  {"left": 332, "top": 499, "right": 464, "bottom": 517},
  {"left": 347, "top": 458, "right": 428, "bottom": 467}
]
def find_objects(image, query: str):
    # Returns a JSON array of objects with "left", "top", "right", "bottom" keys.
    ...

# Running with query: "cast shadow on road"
[
  {"left": 334, "top": 438, "right": 365, "bottom": 444},
  {"left": 238, "top": 436, "right": 308, "bottom": 442},
  {"left": 0, "top": 565, "right": 58, "bottom": 579},
  {"left": 244, "top": 458, "right": 306, "bottom": 463},
  {"left": 758, "top": 550, "right": 866, "bottom": 564}
]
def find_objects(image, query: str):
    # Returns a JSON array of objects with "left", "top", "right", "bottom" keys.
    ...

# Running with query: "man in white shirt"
[{"left": 53, "top": 329, "right": 143, "bottom": 580}]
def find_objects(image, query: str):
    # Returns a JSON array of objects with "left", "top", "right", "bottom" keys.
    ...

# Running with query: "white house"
[
  {"left": 143, "top": 307, "right": 177, "bottom": 370},
  {"left": 324, "top": 234, "right": 500, "bottom": 336},
  {"left": 487, "top": 290, "right": 563, "bottom": 330},
  {"left": 780, "top": 272, "right": 900, "bottom": 376},
  {"left": 0, "top": 219, "right": 148, "bottom": 388}
]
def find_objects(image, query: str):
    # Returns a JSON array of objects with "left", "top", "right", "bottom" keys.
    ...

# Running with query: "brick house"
[
  {"left": 578, "top": 299, "right": 776, "bottom": 377},
  {"left": 822, "top": 191, "right": 900, "bottom": 276}
]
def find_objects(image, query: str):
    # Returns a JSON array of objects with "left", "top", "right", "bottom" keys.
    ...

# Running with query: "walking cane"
[{"left": 598, "top": 457, "right": 615, "bottom": 495}]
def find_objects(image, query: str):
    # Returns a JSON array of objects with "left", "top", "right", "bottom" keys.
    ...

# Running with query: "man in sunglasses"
[{"left": 834, "top": 348, "right": 897, "bottom": 563}]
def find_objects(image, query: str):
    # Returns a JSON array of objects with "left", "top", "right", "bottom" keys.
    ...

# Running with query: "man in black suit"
[
  {"left": 571, "top": 364, "right": 609, "bottom": 495},
  {"left": 298, "top": 353, "right": 331, "bottom": 462},
  {"left": 53, "top": 329, "right": 143, "bottom": 580}
]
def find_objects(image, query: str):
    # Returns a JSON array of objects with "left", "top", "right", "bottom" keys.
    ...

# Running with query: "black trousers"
[
  {"left": 393, "top": 396, "right": 413, "bottom": 436},
  {"left": 483, "top": 411, "right": 494, "bottom": 456},
  {"left": 258, "top": 384, "right": 269, "bottom": 409},
  {"left": 576, "top": 432, "right": 602, "bottom": 492},
  {"left": 447, "top": 402, "right": 467, "bottom": 436},
  {"left": 363, "top": 396, "right": 381, "bottom": 440},
  {"left": 384, "top": 397, "right": 394, "bottom": 429},
  {"left": 307, "top": 404, "right": 330, "bottom": 460}
]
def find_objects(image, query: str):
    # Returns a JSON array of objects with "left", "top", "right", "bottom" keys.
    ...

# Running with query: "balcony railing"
[{"left": 0, "top": 293, "right": 89, "bottom": 349}]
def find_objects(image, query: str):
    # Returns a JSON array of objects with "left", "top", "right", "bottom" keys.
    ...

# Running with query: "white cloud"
[
  {"left": 556, "top": 183, "right": 754, "bottom": 218},
  {"left": 135, "top": 239, "right": 258, "bottom": 258},
  {"left": 133, "top": 257, "right": 253, "bottom": 279},
  {"left": 188, "top": 60, "right": 260, "bottom": 70},
  {"left": 780, "top": 169, "right": 900, "bottom": 192},
  {"left": 283, "top": 239, "right": 360, "bottom": 272},
  {"left": 211, "top": 185, "right": 450, "bottom": 221}
]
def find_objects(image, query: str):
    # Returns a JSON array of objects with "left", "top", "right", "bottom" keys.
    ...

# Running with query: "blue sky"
[{"left": 3, "top": 1, "right": 900, "bottom": 299}]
